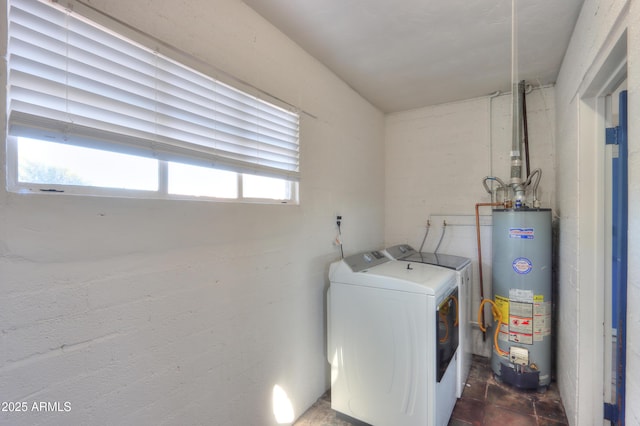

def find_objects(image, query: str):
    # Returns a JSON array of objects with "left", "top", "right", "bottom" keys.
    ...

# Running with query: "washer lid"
[
  {"left": 385, "top": 244, "right": 471, "bottom": 270},
  {"left": 402, "top": 252, "right": 471, "bottom": 271},
  {"left": 330, "top": 258, "right": 456, "bottom": 296}
]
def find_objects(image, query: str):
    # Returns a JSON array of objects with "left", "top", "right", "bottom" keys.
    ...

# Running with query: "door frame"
[{"left": 576, "top": 30, "right": 627, "bottom": 424}]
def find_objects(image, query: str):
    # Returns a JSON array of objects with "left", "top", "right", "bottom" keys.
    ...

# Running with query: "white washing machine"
[
  {"left": 327, "top": 250, "right": 458, "bottom": 426},
  {"left": 384, "top": 244, "right": 472, "bottom": 399}
]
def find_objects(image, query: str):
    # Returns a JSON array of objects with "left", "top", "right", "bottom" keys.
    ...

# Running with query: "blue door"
[{"left": 604, "top": 90, "right": 627, "bottom": 425}]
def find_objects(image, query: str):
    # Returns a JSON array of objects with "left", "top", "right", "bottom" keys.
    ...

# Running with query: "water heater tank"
[{"left": 491, "top": 208, "right": 552, "bottom": 391}]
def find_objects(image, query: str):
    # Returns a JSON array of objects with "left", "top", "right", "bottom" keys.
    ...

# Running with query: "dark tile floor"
[{"left": 294, "top": 355, "right": 568, "bottom": 426}]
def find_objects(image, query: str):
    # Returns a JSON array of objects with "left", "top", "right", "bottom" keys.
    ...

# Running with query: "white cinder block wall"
[
  {"left": 385, "top": 88, "right": 556, "bottom": 357},
  {"left": 2, "top": 0, "right": 638, "bottom": 425},
  {"left": 555, "top": 0, "right": 639, "bottom": 424},
  {"left": 0, "top": 1, "right": 385, "bottom": 425}
]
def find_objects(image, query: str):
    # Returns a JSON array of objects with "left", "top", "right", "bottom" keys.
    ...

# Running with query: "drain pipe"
[
  {"left": 477, "top": 175, "right": 507, "bottom": 340},
  {"left": 475, "top": 201, "right": 505, "bottom": 340}
]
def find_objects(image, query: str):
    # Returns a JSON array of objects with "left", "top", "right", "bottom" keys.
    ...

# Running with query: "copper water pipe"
[{"left": 475, "top": 202, "right": 504, "bottom": 340}]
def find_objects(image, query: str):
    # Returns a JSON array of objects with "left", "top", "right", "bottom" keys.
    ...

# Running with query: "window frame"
[{"left": 4, "top": 0, "right": 300, "bottom": 205}]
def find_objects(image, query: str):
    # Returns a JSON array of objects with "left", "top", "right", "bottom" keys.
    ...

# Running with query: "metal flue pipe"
[{"left": 510, "top": 80, "right": 525, "bottom": 206}]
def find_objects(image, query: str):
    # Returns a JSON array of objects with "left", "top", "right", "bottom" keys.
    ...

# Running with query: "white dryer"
[
  {"left": 328, "top": 251, "right": 458, "bottom": 426},
  {"left": 384, "top": 244, "right": 473, "bottom": 399}
]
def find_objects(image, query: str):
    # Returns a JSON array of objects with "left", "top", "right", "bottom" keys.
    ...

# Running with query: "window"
[{"left": 5, "top": 0, "right": 300, "bottom": 203}]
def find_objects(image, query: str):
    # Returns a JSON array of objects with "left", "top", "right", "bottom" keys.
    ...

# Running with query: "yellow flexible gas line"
[{"left": 478, "top": 299, "right": 509, "bottom": 356}]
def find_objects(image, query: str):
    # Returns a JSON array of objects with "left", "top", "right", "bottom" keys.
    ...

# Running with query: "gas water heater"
[{"left": 491, "top": 208, "right": 552, "bottom": 390}]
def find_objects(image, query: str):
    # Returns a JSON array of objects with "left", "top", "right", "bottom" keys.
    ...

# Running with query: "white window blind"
[{"left": 7, "top": 0, "right": 300, "bottom": 181}]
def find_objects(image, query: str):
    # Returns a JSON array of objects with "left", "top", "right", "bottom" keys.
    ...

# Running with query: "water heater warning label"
[
  {"left": 534, "top": 300, "right": 552, "bottom": 341},
  {"left": 495, "top": 295, "right": 510, "bottom": 323},
  {"left": 509, "top": 228, "right": 535, "bottom": 239},
  {"left": 509, "top": 301, "right": 534, "bottom": 345}
]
